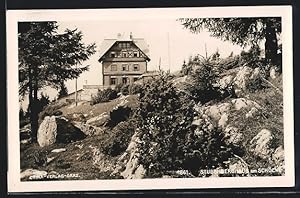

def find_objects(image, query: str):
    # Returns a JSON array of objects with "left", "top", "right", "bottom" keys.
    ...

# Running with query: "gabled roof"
[{"left": 98, "top": 37, "right": 150, "bottom": 62}]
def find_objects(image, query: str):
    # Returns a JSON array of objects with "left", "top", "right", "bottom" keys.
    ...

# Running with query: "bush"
[
  {"left": 184, "top": 56, "right": 222, "bottom": 104},
  {"left": 102, "top": 119, "right": 136, "bottom": 156},
  {"left": 240, "top": 45, "right": 263, "bottom": 68},
  {"left": 114, "top": 83, "right": 123, "bottom": 93},
  {"left": 135, "top": 74, "right": 235, "bottom": 177},
  {"left": 120, "top": 84, "right": 129, "bottom": 95},
  {"left": 129, "top": 83, "right": 143, "bottom": 95},
  {"left": 136, "top": 74, "right": 195, "bottom": 177},
  {"left": 183, "top": 127, "right": 235, "bottom": 176},
  {"left": 90, "top": 87, "right": 118, "bottom": 105}
]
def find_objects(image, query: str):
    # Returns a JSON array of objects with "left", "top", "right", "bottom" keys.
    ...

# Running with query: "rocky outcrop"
[
  {"left": 86, "top": 112, "right": 110, "bottom": 126},
  {"left": 73, "top": 122, "right": 105, "bottom": 136},
  {"left": 196, "top": 98, "right": 261, "bottom": 130},
  {"left": 21, "top": 169, "right": 48, "bottom": 180},
  {"left": 231, "top": 98, "right": 260, "bottom": 111},
  {"left": 37, "top": 116, "right": 57, "bottom": 147},
  {"left": 37, "top": 116, "right": 86, "bottom": 147},
  {"left": 250, "top": 129, "right": 274, "bottom": 159},
  {"left": 112, "top": 131, "right": 146, "bottom": 179}
]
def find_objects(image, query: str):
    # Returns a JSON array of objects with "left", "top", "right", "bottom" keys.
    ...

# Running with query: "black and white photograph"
[{"left": 7, "top": 6, "right": 294, "bottom": 192}]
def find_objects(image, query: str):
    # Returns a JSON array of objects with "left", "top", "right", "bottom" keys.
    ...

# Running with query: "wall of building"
[
  {"left": 102, "top": 61, "right": 147, "bottom": 86},
  {"left": 103, "top": 61, "right": 147, "bottom": 75}
]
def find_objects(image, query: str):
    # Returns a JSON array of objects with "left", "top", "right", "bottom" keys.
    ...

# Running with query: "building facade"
[{"left": 98, "top": 35, "right": 150, "bottom": 88}]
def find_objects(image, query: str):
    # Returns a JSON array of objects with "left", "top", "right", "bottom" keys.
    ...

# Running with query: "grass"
[
  {"left": 21, "top": 94, "right": 140, "bottom": 181},
  {"left": 20, "top": 134, "right": 122, "bottom": 181},
  {"left": 227, "top": 75, "right": 284, "bottom": 175}
]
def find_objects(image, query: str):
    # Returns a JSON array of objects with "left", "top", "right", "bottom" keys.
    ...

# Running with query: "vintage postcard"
[{"left": 7, "top": 6, "right": 294, "bottom": 192}]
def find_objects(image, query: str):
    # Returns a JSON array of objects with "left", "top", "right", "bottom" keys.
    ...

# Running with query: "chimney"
[{"left": 130, "top": 32, "right": 133, "bottom": 40}]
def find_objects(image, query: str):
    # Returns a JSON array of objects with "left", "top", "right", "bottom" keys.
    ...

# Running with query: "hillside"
[{"left": 20, "top": 60, "right": 284, "bottom": 180}]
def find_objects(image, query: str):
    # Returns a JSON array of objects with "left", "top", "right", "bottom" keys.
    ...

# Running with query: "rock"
[
  {"left": 37, "top": 116, "right": 57, "bottom": 147},
  {"left": 204, "top": 103, "right": 231, "bottom": 121},
  {"left": 245, "top": 107, "right": 259, "bottom": 118},
  {"left": 218, "top": 75, "right": 234, "bottom": 89},
  {"left": 51, "top": 148, "right": 66, "bottom": 153},
  {"left": 272, "top": 146, "right": 284, "bottom": 164},
  {"left": 192, "top": 118, "right": 202, "bottom": 126},
  {"left": 20, "top": 124, "right": 31, "bottom": 143},
  {"left": 231, "top": 98, "right": 260, "bottom": 111},
  {"left": 250, "top": 67, "right": 261, "bottom": 80},
  {"left": 270, "top": 67, "right": 277, "bottom": 79},
  {"left": 224, "top": 126, "right": 243, "bottom": 145},
  {"left": 86, "top": 112, "right": 110, "bottom": 126},
  {"left": 37, "top": 116, "right": 86, "bottom": 147},
  {"left": 55, "top": 117, "right": 87, "bottom": 144},
  {"left": 73, "top": 122, "right": 104, "bottom": 136},
  {"left": 21, "top": 169, "right": 47, "bottom": 180},
  {"left": 46, "top": 156, "right": 56, "bottom": 164},
  {"left": 53, "top": 110, "right": 63, "bottom": 116},
  {"left": 218, "top": 113, "right": 229, "bottom": 128},
  {"left": 112, "top": 132, "right": 145, "bottom": 179},
  {"left": 69, "top": 113, "right": 86, "bottom": 122},
  {"left": 233, "top": 66, "right": 253, "bottom": 90},
  {"left": 250, "top": 129, "right": 273, "bottom": 159}
]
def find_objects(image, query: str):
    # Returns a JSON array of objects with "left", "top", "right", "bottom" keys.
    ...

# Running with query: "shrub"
[
  {"left": 120, "top": 84, "right": 129, "bottom": 95},
  {"left": 129, "top": 83, "right": 143, "bottom": 95},
  {"left": 245, "top": 76, "right": 266, "bottom": 93},
  {"left": 136, "top": 74, "right": 195, "bottom": 177},
  {"left": 90, "top": 87, "right": 118, "bottom": 105},
  {"left": 114, "top": 83, "right": 123, "bottom": 93},
  {"left": 184, "top": 56, "right": 222, "bottom": 104},
  {"left": 102, "top": 119, "right": 136, "bottom": 156},
  {"left": 135, "top": 74, "right": 236, "bottom": 177},
  {"left": 183, "top": 127, "right": 235, "bottom": 176},
  {"left": 240, "top": 45, "right": 263, "bottom": 68}
]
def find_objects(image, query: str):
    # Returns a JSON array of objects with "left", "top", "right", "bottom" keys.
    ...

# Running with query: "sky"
[{"left": 55, "top": 18, "right": 244, "bottom": 97}]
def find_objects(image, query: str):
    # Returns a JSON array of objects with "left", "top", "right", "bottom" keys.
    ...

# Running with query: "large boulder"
[
  {"left": 37, "top": 116, "right": 57, "bottom": 147},
  {"left": 250, "top": 129, "right": 274, "bottom": 159},
  {"left": 37, "top": 116, "right": 86, "bottom": 147}
]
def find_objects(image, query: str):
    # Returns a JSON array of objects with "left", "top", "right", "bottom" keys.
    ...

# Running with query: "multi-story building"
[{"left": 98, "top": 33, "right": 150, "bottom": 88}]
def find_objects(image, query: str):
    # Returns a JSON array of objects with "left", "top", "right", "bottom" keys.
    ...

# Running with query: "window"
[
  {"left": 133, "top": 64, "right": 139, "bottom": 71},
  {"left": 110, "top": 78, "right": 117, "bottom": 85},
  {"left": 122, "top": 52, "right": 127, "bottom": 58},
  {"left": 133, "top": 51, "right": 139, "bottom": 57},
  {"left": 111, "top": 65, "right": 117, "bottom": 71},
  {"left": 110, "top": 52, "right": 116, "bottom": 58},
  {"left": 122, "top": 64, "right": 129, "bottom": 71},
  {"left": 122, "top": 77, "right": 128, "bottom": 84}
]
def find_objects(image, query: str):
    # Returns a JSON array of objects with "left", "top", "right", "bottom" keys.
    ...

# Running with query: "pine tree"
[
  {"left": 18, "top": 22, "right": 96, "bottom": 142},
  {"left": 179, "top": 17, "right": 281, "bottom": 66}
]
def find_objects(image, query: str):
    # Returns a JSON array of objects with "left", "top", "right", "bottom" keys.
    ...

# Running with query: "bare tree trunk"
[
  {"left": 28, "top": 64, "right": 39, "bottom": 143},
  {"left": 265, "top": 19, "right": 279, "bottom": 66}
]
